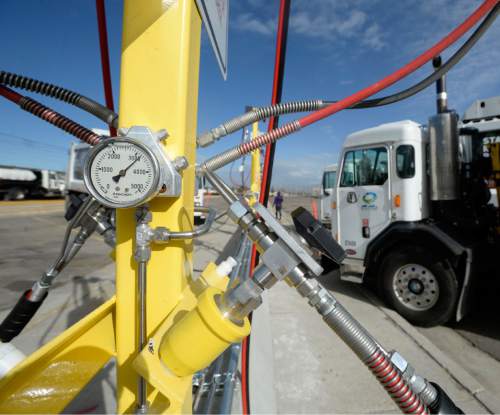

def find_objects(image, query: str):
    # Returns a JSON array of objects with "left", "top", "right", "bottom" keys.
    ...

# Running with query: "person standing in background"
[{"left": 273, "top": 191, "right": 284, "bottom": 220}]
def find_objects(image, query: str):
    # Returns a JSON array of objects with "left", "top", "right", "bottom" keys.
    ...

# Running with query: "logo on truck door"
[
  {"left": 347, "top": 192, "right": 357, "bottom": 203},
  {"left": 361, "top": 192, "right": 377, "bottom": 208}
]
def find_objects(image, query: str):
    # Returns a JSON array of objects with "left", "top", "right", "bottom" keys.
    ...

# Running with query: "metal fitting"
[
  {"left": 89, "top": 208, "right": 116, "bottom": 247},
  {"left": 390, "top": 351, "right": 408, "bottom": 373},
  {"left": 391, "top": 351, "right": 438, "bottom": 404},
  {"left": 228, "top": 201, "right": 249, "bottom": 223},
  {"left": 261, "top": 240, "right": 300, "bottom": 281},
  {"left": 135, "top": 213, "right": 154, "bottom": 263},
  {"left": 218, "top": 278, "right": 264, "bottom": 322},
  {"left": 308, "top": 286, "right": 337, "bottom": 316},
  {"left": 197, "top": 125, "right": 226, "bottom": 147},
  {"left": 156, "top": 128, "right": 169, "bottom": 141},
  {"left": 252, "top": 263, "right": 278, "bottom": 289},
  {"left": 173, "top": 156, "right": 188, "bottom": 172}
]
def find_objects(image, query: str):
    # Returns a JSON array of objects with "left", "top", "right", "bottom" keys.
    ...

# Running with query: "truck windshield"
[{"left": 340, "top": 147, "right": 388, "bottom": 187}]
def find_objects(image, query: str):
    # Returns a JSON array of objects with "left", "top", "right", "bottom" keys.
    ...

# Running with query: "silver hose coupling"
[{"left": 390, "top": 351, "right": 438, "bottom": 405}]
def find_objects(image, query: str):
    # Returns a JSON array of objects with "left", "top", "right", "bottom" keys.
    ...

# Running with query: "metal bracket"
[{"left": 254, "top": 203, "right": 323, "bottom": 276}]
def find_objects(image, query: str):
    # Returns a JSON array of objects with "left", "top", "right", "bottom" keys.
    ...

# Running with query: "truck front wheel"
[{"left": 379, "top": 248, "right": 458, "bottom": 327}]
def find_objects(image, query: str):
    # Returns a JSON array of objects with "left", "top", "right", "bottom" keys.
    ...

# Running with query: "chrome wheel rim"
[{"left": 392, "top": 263, "right": 439, "bottom": 311}]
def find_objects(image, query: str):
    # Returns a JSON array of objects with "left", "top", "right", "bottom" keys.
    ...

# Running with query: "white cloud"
[
  {"left": 234, "top": 12, "right": 275, "bottom": 36},
  {"left": 272, "top": 152, "right": 338, "bottom": 190},
  {"left": 233, "top": 0, "right": 386, "bottom": 51},
  {"left": 361, "top": 23, "right": 384, "bottom": 51}
]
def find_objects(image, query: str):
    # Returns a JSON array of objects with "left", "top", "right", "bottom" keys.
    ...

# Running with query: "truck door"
[
  {"left": 320, "top": 170, "right": 336, "bottom": 225},
  {"left": 336, "top": 146, "right": 391, "bottom": 260}
]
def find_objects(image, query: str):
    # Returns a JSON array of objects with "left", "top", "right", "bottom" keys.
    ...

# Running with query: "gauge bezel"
[{"left": 83, "top": 137, "right": 161, "bottom": 208}]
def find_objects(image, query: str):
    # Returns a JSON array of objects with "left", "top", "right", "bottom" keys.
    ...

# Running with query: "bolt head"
[{"left": 156, "top": 129, "right": 169, "bottom": 141}]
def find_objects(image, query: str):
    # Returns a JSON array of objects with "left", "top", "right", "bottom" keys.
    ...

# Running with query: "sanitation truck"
[
  {"left": 0, "top": 165, "right": 65, "bottom": 200},
  {"left": 329, "top": 96, "right": 500, "bottom": 327}
]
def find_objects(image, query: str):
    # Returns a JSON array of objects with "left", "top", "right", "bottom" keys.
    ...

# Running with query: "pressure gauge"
[{"left": 83, "top": 127, "right": 183, "bottom": 208}]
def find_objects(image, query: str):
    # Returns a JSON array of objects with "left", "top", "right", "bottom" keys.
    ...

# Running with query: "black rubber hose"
[
  {"left": 198, "top": 3, "right": 499, "bottom": 147},
  {"left": 0, "top": 71, "right": 119, "bottom": 128},
  {"left": 428, "top": 382, "right": 464, "bottom": 415},
  {"left": 328, "top": 2, "right": 500, "bottom": 109},
  {"left": 0, "top": 290, "right": 48, "bottom": 342}
]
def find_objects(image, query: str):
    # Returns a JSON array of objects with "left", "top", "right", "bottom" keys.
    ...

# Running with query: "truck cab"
[
  {"left": 330, "top": 101, "right": 499, "bottom": 328},
  {"left": 332, "top": 121, "right": 427, "bottom": 264}
]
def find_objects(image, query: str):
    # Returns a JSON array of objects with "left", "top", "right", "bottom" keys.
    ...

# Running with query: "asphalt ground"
[
  {"left": 275, "top": 194, "right": 500, "bottom": 362},
  {"left": 0, "top": 197, "right": 499, "bottom": 413},
  {"left": 0, "top": 199, "right": 111, "bottom": 313},
  {"left": 1, "top": 197, "right": 498, "bottom": 362}
]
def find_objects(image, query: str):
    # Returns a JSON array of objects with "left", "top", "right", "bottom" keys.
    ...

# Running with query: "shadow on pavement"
[{"left": 319, "top": 265, "right": 500, "bottom": 360}]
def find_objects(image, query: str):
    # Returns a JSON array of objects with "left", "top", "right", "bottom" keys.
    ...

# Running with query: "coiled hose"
[
  {"left": 0, "top": 84, "right": 101, "bottom": 145},
  {"left": 202, "top": 0, "right": 498, "bottom": 171},
  {"left": 197, "top": 2, "right": 499, "bottom": 148},
  {"left": 202, "top": 121, "right": 301, "bottom": 171},
  {"left": 19, "top": 97, "right": 102, "bottom": 145},
  {"left": 0, "top": 71, "right": 118, "bottom": 128},
  {"left": 295, "top": 276, "right": 432, "bottom": 414},
  {"left": 197, "top": 101, "right": 321, "bottom": 147}
]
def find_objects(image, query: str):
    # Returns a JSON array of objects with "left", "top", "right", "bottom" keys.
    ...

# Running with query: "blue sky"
[{"left": 1, "top": 0, "right": 499, "bottom": 191}]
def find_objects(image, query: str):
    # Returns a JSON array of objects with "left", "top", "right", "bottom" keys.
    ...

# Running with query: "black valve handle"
[{"left": 0, "top": 290, "right": 48, "bottom": 342}]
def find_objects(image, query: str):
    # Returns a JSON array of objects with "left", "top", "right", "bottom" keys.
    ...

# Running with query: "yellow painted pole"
[
  {"left": 249, "top": 121, "right": 261, "bottom": 205},
  {"left": 116, "top": 1, "right": 201, "bottom": 412}
]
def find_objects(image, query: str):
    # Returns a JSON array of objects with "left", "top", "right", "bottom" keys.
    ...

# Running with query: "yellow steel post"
[
  {"left": 249, "top": 121, "right": 261, "bottom": 205},
  {"left": 116, "top": 1, "right": 201, "bottom": 412}
]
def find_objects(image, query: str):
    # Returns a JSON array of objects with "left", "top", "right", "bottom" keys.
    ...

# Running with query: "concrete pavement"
[{"left": 1, "top": 198, "right": 500, "bottom": 413}]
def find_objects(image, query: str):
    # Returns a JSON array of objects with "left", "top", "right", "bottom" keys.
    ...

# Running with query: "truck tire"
[
  {"left": 4, "top": 188, "right": 27, "bottom": 201},
  {"left": 379, "top": 247, "right": 458, "bottom": 327}
]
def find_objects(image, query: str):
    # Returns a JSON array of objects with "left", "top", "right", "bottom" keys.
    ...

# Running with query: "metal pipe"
[
  {"left": 30, "top": 197, "right": 97, "bottom": 301},
  {"left": 199, "top": 354, "right": 224, "bottom": 414},
  {"left": 218, "top": 343, "right": 241, "bottom": 414},
  {"left": 137, "top": 260, "right": 148, "bottom": 413},
  {"left": 168, "top": 207, "right": 216, "bottom": 239},
  {"left": 203, "top": 169, "right": 239, "bottom": 204},
  {"left": 432, "top": 56, "right": 448, "bottom": 114}
]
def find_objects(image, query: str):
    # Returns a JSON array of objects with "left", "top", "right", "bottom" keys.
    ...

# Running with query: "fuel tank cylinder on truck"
[
  {"left": 428, "top": 111, "right": 460, "bottom": 201},
  {"left": 428, "top": 59, "right": 460, "bottom": 202}
]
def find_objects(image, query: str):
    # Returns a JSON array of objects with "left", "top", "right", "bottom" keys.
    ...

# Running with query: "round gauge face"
[{"left": 86, "top": 139, "right": 159, "bottom": 208}]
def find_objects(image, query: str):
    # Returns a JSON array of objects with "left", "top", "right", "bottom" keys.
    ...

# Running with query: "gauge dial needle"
[{"left": 112, "top": 155, "right": 141, "bottom": 183}]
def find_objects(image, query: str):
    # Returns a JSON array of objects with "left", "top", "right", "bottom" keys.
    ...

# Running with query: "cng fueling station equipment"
[{"left": 0, "top": 1, "right": 499, "bottom": 414}]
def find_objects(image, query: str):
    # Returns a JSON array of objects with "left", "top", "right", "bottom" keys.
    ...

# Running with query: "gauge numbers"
[{"left": 87, "top": 140, "right": 159, "bottom": 208}]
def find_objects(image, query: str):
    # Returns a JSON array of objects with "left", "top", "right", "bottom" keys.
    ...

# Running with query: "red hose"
[
  {"left": 96, "top": 0, "right": 116, "bottom": 136},
  {"left": 238, "top": 1, "right": 497, "bottom": 413},
  {"left": 242, "top": 1, "right": 291, "bottom": 414},
  {"left": 225, "top": 0, "right": 498, "bottom": 163},
  {"left": 299, "top": 0, "right": 498, "bottom": 128},
  {"left": 0, "top": 85, "right": 22, "bottom": 104},
  {"left": 0, "top": 85, "right": 101, "bottom": 145}
]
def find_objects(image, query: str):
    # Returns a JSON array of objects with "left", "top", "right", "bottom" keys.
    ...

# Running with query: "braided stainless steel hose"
[
  {"left": 202, "top": 120, "right": 300, "bottom": 172},
  {"left": 197, "top": 100, "right": 321, "bottom": 147},
  {"left": 288, "top": 272, "right": 430, "bottom": 415}
]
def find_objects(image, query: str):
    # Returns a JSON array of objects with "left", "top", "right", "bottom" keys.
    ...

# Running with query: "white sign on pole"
[{"left": 196, "top": 0, "right": 229, "bottom": 80}]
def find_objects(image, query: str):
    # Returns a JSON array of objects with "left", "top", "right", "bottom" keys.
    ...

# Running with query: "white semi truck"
[
  {"left": 328, "top": 95, "right": 499, "bottom": 327},
  {"left": 0, "top": 165, "right": 65, "bottom": 200}
]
